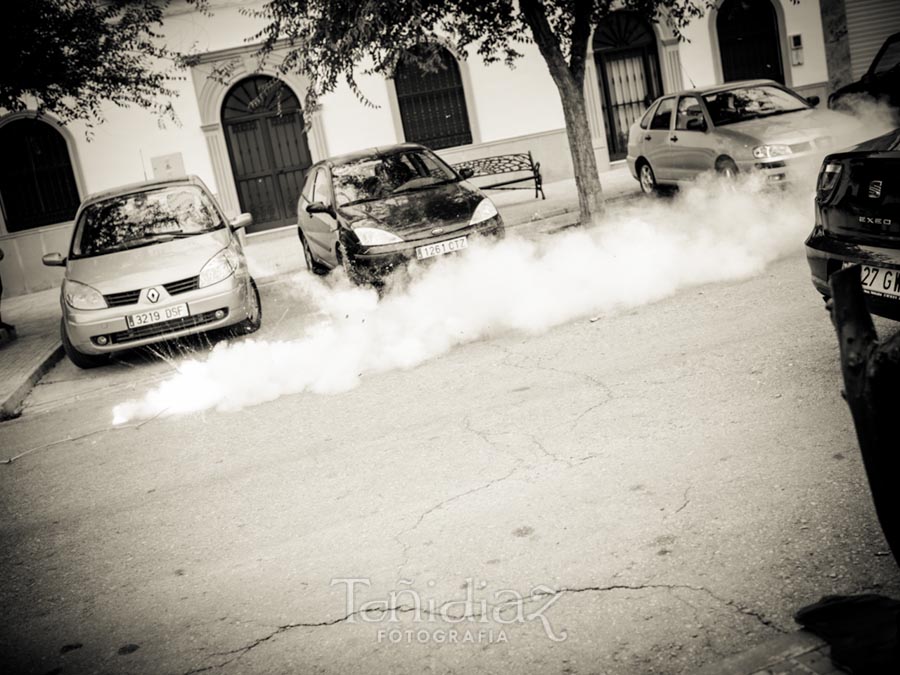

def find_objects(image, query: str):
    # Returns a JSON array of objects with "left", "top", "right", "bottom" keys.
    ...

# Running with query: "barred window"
[
  {"left": 0, "top": 118, "right": 80, "bottom": 232},
  {"left": 394, "top": 45, "right": 473, "bottom": 150}
]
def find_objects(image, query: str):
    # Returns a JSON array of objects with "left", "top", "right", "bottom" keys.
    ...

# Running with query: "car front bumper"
[
  {"left": 63, "top": 272, "right": 254, "bottom": 355},
  {"left": 349, "top": 217, "right": 505, "bottom": 275},
  {"left": 806, "top": 228, "right": 900, "bottom": 320}
]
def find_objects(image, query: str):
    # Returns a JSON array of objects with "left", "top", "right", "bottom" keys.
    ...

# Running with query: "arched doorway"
[
  {"left": 717, "top": 0, "right": 785, "bottom": 84},
  {"left": 222, "top": 76, "right": 312, "bottom": 232},
  {"left": 593, "top": 12, "right": 664, "bottom": 161},
  {"left": 394, "top": 45, "right": 473, "bottom": 150},
  {"left": 0, "top": 118, "right": 80, "bottom": 232}
]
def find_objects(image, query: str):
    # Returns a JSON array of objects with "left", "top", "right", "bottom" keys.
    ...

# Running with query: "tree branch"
[
  {"left": 568, "top": 0, "right": 592, "bottom": 84},
  {"left": 519, "top": 0, "right": 571, "bottom": 87}
]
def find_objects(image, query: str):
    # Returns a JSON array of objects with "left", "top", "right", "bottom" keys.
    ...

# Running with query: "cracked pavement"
[{"left": 1, "top": 253, "right": 899, "bottom": 674}]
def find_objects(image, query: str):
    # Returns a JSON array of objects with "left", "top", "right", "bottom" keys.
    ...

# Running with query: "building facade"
[{"left": 0, "top": 0, "right": 888, "bottom": 297}]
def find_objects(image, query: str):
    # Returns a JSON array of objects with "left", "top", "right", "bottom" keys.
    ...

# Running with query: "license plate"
[
  {"left": 127, "top": 303, "right": 189, "bottom": 328},
  {"left": 853, "top": 264, "right": 900, "bottom": 299},
  {"left": 415, "top": 236, "right": 468, "bottom": 260}
]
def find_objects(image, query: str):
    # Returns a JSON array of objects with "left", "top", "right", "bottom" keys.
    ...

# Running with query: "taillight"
[{"left": 816, "top": 161, "right": 843, "bottom": 202}]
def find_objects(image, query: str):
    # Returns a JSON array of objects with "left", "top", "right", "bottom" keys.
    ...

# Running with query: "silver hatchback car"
[
  {"left": 627, "top": 79, "right": 834, "bottom": 193},
  {"left": 43, "top": 176, "right": 262, "bottom": 368}
]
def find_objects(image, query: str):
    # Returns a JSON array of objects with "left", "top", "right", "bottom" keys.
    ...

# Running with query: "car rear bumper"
[
  {"left": 63, "top": 273, "right": 254, "bottom": 355},
  {"left": 806, "top": 229, "right": 900, "bottom": 319},
  {"left": 349, "top": 217, "right": 505, "bottom": 274}
]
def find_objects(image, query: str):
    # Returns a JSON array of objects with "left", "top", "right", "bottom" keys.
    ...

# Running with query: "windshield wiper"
[{"left": 392, "top": 178, "right": 458, "bottom": 195}]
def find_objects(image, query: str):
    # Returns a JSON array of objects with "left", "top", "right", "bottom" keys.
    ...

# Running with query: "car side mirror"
[
  {"left": 306, "top": 201, "right": 334, "bottom": 216},
  {"left": 230, "top": 212, "right": 253, "bottom": 231},
  {"left": 806, "top": 95, "right": 821, "bottom": 107},
  {"left": 458, "top": 167, "right": 475, "bottom": 180},
  {"left": 42, "top": 252, "right": 66, "bottom": 267},
  {"left": 686, "top": 117, "right": 707, "bottom": 132}
]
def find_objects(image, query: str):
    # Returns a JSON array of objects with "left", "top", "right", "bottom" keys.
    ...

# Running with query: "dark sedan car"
[
  {"left": 829, "top": 32, "right": 900, "bottom": 112},
  {"left": 806, "top": 127, "right": 900, "bottom": 319},
  {"left": 296, "top": 143, "right": 504, "bottom": 283}
]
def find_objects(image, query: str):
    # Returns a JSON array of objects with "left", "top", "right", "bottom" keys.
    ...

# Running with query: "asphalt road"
[{"left": 2, "top": 246, "right": 899, "bottom": 675}]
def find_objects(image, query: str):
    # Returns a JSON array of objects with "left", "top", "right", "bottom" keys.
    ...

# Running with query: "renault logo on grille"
[
  {"left": 147, "top": 288, "right": 160, "bottom": 303},
  {"left": 869, "top": 180, "right": 883, "bottom": 198}
]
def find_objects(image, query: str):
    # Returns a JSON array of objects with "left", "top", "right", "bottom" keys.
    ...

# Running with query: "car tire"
[
  {"left": 299, "top": 229, "right": 328, "bottom": 276},
  {"left": 638, "top": 161, "right": 659, "bottom": 196},
  {"left": 61, "top": 319, "right": 109, "bottom": 369},
  {"left": 231, "top": 278, "right": 262, "bottom": 336},
  {"left": 337, "top": 240, "right": 368, "bottom": 286},
  {"left": 716, "top": 157, "right": 739, "bottom": 179}
]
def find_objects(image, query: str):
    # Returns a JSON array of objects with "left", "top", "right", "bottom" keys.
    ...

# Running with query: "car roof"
[
  {"left": 659, "top": 79, "right": 785, "bottom": 99},
  {"left": 314, "top": 143, "right": 431, "bottom": 169},
  {"left": 80, "top": 175, "right": 210, "bottom": 208}
]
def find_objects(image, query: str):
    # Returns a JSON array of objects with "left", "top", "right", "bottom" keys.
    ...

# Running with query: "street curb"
[
  {"left": 694, "top": 631, "right": 834, "bottom": 675},
  {"left": 504, "top": 190, "right": 642, "bottom": 231},
  {"left": 0, "top": 342, "right": 64, "bottom": 421}
]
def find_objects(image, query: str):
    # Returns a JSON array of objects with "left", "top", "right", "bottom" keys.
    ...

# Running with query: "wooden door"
[
  {"left": 717, "top": 0, "right": 785, "bottom": 84},
  {"left": 222, "top": 77, "right": 312, "bottom": 232}
]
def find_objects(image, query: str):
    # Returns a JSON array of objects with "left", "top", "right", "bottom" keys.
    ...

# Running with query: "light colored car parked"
[
  {"left": 42, "top": 176, "right": 261, "bottom": 368},
  {"left": 627, "top": 79, "right": 833, "bottom": 194}
]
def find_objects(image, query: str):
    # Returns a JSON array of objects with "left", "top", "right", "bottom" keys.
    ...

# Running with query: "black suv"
[
  {"left": 806, "top": 128, "right": 900, "bottom": 319},
  {"left": 829, "top": 32, "right": 900, "bottom": 111}
]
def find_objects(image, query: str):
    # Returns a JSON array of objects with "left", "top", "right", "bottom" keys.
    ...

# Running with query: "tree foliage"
[
  {"left": 0, "top": 0, "right": 180, "bottom": 128},
  {"left": 246, "top": 0, "right": 710, "bottom": 113}
]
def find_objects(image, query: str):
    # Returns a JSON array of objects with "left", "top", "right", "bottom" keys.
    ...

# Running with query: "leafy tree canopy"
[{"left": 0, "top": 0, "right": 179, "bottom": 127}]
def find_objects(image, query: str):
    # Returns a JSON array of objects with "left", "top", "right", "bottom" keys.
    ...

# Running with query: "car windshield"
[
  {"left": 71, "top": 185, "right": 225, "bottom": 258},
  {"left": 332, "top": 150, "right": 458, "bottom": 207},
  {"left": 703, "top": 85, "right": 809, "bottom": 126},
  {"left": 871, "top": 37, "right": 900, "bottom": 75}
]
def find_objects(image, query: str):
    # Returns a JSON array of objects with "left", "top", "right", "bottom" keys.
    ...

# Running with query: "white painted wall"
[{"left": 676, "top": 0, "right": 828, "bottom": 91}]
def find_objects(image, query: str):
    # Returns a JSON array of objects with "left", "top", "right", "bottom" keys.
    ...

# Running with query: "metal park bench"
[{"left": 452, "top": 151, "right": 546, "bottom": 200}]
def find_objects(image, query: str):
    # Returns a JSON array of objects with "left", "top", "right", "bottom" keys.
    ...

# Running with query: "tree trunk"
[
  {"left": 830, "top": 264, "right": 900, "bottom": 566},
  {"left": 554, "top": 69, "right": 606, "bottom": 225},
  {"left": 519, "top": 0, "right": 605, "bottom": 225}
]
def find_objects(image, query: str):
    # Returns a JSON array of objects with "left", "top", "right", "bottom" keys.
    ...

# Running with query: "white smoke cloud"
[{"left": 111, "top": 104, "right": 898, "bottom": 425}]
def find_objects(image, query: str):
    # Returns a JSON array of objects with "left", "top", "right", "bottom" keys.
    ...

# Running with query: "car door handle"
[
  {"left": 670, "top": 135, "right": 679, "bottom": 142},
  {"left": 644, "top": 135, "right": 652, "bottom": 141}
]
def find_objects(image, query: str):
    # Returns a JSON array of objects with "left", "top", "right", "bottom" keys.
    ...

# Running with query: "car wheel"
[
  {"left": 337, "top": 240, "right": 368, "bottom": 286},
  {"left": 639, "top": 162, "right": 658, "bottom": 195},
  {"left": 716, "top": 157, "right": 739, "bottom": 180},
  {"left": 299, "top": 229, "right": 328, "bottom": 275},
  {"left": 61, "top": 319, "right": 109, "bottom": 369},
  {"left": 231, "top": 278, "right": 262, "bottom": 336}
]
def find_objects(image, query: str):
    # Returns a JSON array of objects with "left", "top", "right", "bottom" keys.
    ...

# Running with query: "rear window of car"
[
  {"left": 71, "top": 185, "right": 225, "bottom": 259},
  {"left": 703, "top": 85, "right": 808, "bottom": 126},
  {"left": 639, "top": 101, "right": 659, "bottom": 129},
  {"left": 872, "top": 36, "right": 900, "bottom": 75},
  {"left": 650, "top": 98, "right": 675, "bottom": 130}
]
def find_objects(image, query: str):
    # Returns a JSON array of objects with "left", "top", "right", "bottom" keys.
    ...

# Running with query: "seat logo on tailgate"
[{"left": 868, "top": 180, "right": 883, "bottom": 198}]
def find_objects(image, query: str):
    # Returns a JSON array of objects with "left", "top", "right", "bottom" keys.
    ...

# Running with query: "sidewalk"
[{"left": 0, "top": 167, "right": 637, "bottom": 417}]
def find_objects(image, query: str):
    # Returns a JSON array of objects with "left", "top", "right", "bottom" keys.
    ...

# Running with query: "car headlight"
[
  {"left": 63, "top": 279, "right": 107, "bottom": 310},
  {"left": 469, "top": 198, "right": 499, "bottom": 225},
  {"left": 816, "top": 160, "right": 843, "bottom": 202},
  {"left": 199, "top": 247, "right": 239, "bottom": 288},
  {"left": 752, "top": 144, "right": 793, "bottom": 159},
  {"left": 354, "top": 227, "right": 404, "bottom": 246}
]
